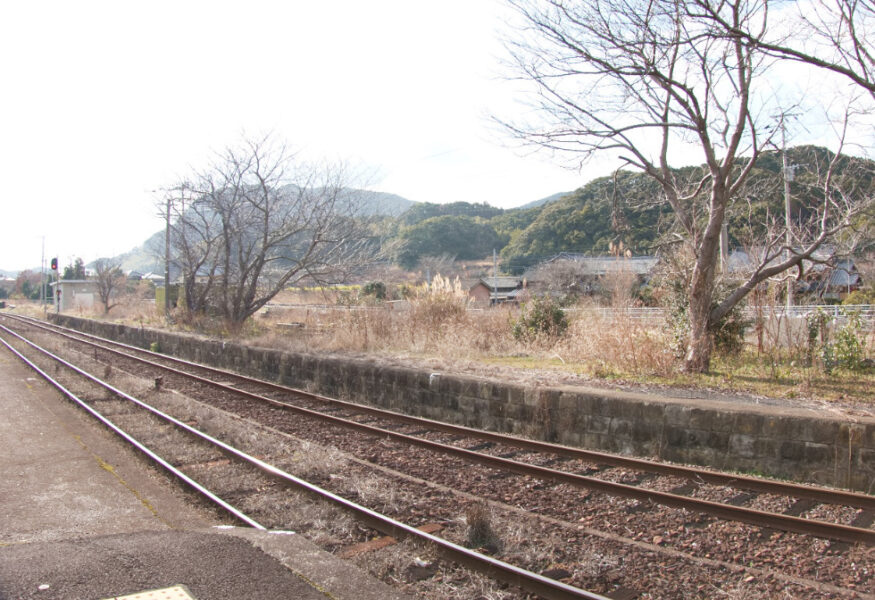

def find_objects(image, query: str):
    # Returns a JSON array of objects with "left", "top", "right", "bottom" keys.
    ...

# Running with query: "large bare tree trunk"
[
  {"left": 685, "top": 252, "right": 719, "bottom": 371},
  {"left": 683, "top": 185, "right": 727, "bottom": 372}
]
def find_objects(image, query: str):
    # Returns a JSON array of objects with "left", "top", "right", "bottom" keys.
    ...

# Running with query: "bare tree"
[
  {"left": 171, "top": 135, "right": 377, "bottom": 327},
  {"left": 94, "top": 258, "right": 125, "bottom": 314},
  {"left": 689, "top": 0, "right": 875, "bottom": 98},
  {"left": 501, "top": 0, "right": 872, "bottom": 371},
  {"left": 527, "top": 257, "right": 593, "bottom": 298},
  {"left": 163, "top": 183, "right": 223, "bottom": 315},
  {"left": 418, "top": 253, "right": 457, "bottom": 277}
]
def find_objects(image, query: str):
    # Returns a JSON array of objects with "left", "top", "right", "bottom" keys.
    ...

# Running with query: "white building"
[{"left": 49, "top": 280, "right": 99, "bottom": 312}]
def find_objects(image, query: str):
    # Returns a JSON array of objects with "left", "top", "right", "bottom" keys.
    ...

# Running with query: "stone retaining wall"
[{"left": 52, "top": 315, "right": 875, "bottom": 492}]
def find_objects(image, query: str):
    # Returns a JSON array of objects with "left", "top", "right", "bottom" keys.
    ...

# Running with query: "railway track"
[
  {"left": 5, "top": 314, "right": 874, "bottom": 544},
  {"left": 0, "top": 322, "right": 609, "bottom": 600},
  {"left": 2, "top": 313, "right": 874, "bottom": 598}
]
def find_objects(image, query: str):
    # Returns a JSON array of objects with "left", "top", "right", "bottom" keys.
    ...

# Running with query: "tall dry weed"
[
  {"left": 252, "top": 284, "right": 677, "bottom": 376},
  {"left": 601, "top": 265, "right": 639, "bottom": 309},
  {"left": 407, "top": 275, "right": 469, "bottom": 339},
  {"left": 210, "top": 275, "right": 681, "bottom": 377},
  {"left": 556, "top": 308, "right": 675, "bottom": 376},
  {"left": 298, "top": 275, "right": 518, "bottom": 358}
]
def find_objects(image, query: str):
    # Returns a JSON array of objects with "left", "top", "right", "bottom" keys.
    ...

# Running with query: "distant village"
[{"left": 1, "top": 250, "right": 864, "bottom": 314}]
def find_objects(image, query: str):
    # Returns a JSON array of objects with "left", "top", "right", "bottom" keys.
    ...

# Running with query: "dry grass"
[
  {"left": 287, "top": 440, "right": 347, "bottom": 483},
  {"left": 555, "top": 309, "right": 676, "bottom": 377},
  {"left": 250, "top": 276, "right": 521, "bottom": 360},
  {"left": 465, "top": 502, "right": 502, "bottom": 553},
  {"left": 354, "top": 539, "right": 516, "bottom": 600},
  {"left": 13, "top": 278, "right": 873, "bottom": 407},
  {"left": 252, "top": 298, "right": 874, "bottom": 407},
  {"left": 252, "top": 300, "right": 679, "bottom": 379},
  {"left": 346, "top": 474, "right": 401, "bottom": 515}
]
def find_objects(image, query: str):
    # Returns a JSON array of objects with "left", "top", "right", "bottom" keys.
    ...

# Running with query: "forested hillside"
[
  {"left": 107, "top": 146, "right": 874, "bottom": 276},
  {"left": 397, "top": 201, "right": 505, "bottom": 226},
  {"left": 390, "top": 146, "right": 875, "bottom": 272}
]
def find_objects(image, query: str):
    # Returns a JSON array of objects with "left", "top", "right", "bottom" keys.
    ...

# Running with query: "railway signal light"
[{"left": 50, "top": 257, "right": 58, "bottom": 271}]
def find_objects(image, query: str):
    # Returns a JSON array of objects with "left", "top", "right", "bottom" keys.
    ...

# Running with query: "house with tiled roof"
[{"left": 468, "top": 276, "right": 525, "bottom": 305}]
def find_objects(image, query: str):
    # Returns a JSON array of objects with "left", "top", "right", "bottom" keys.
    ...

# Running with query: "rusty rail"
[
  {"left": 0, "top": 324, "right": 611, "bottom": 600},
  {"left": 4, "top": 314, "right": 874, "bottom": 546}
]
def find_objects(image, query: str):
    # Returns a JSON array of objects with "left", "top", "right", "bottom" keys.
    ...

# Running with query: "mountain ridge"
[{"left": 13, "top": 146, "right": 866, "bottom": 278}]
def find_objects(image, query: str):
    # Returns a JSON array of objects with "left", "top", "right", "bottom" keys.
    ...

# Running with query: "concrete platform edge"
[{"left": 211, "top": 526, "right": 414, "bottom": 600}]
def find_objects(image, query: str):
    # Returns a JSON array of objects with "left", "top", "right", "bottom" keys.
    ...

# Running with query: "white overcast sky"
[
  {"left": 1, "top": 1, "right": 868, "bottom": 273},
  {"left": 0, "top": 0, "right": 599, "bottom": 272}
]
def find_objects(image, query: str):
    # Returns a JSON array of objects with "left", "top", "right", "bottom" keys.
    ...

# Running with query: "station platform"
[{"left": 0, "top": 346, "right": 412, "bottom": 600}]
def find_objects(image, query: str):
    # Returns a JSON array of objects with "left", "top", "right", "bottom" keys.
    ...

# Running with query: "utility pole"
[
  {"left": 164, "top": 191, "right": 171, "bottom": 320},
  {"left": 40, "top": 237, "right": 45, "bottom": 311},
  {"left": 492, "top": 248, "right": 497, "bottom": 305},
  {"left": 50, "top": 254, "right": 59, "bottom": 314},
  {"left": 781, "top": 123, "right": 794, "bottom": 309}
]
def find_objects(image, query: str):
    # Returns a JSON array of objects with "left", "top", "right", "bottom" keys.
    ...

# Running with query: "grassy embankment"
[{"left": 8, "top": 281, "right": 873, "bottom": 407}]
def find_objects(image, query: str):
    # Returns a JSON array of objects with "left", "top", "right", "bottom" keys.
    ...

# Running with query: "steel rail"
[
  {"left": 0, "top": 330, "right": 266, "bottom": 530},
  {"left": 0, "top": 324, "right": 611, "bottom": 600},
  {"left": 5, "top": 317, "right": 872, "bottom": 546},
  {"left": 168, "top": 370, "right": 875, "bottom": 544},
  {"left": 7, "top": 313, "right": 875, "bottom": 514}
]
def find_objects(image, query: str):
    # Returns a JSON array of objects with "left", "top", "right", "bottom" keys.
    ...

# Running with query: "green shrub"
[
  {"left": 843, "top": 288, "right": 875, "bottom": 305},
  {"left": 829, "top": 310, "right": 868, "bottom": 372},
  {"left": 712, "top": 306, "right": 751, "bottom": 355},
  {"left": 806, "top": 307, "right": 829, "bottom": 367},
  {"left": 512, "top": 296, "right": 568, "bottom": 342},
  {"left": 361, "top": 281, "right": 387, "bottom": 300},
  {"left": 808, "top": 307, "right": 869, "bottom": 373},
  {"left": 659, "top": 274, "right": 749, "bottom": 358}
]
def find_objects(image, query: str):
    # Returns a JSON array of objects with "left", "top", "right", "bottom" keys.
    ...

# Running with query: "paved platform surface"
[{"left": 0, "top": 344, "right": 412, "bottom": 600}]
